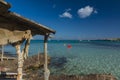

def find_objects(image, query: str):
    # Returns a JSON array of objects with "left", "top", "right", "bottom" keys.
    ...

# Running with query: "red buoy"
[{"left": 67, "top": 44, "right": 72, "bottom": 49}]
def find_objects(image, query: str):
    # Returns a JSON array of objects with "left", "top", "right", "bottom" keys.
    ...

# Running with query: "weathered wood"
[
  {"left": 1, "top": 57, "right": 16, "bottom": 60},
  {"left": 1, "top": 45, "right": 4, "bottom": 61},
  {"left": 0, "top": 72, "right": 17, "bottom": 75},
  {"left": 0, "top": 72, "right": 26, "bottom": 79},
  {"left": 14, "top": 33, "right": 31, "bottom": 80},
  {"left": 44, "top": 34, "right": 50, "bottom": 80},
  {"left": 22, "top": 38, "right": 31, "bottom": 60},
  {"left": 15, "top": 44, "right": 23, "bottom": 80},
  {"left": 0, "top": 1, "right": 55, "bottom": 80},
  {"left": 0, "top": 29, "right": 31, "bottom": 45},
  {"left": 0, "top": 0, "right": 11, "bottom": 14},
  {"left": 0, "top": 45, "right": 4, "bottom": 61},
  {"left": 0, "top": 72, "right": 17, "bottom": 78},
  {"left": 0, "top": 28, "right": 31, "bottom": 80},
  {"left": 0, "top": 0, "right": 55, "bottom": 35}
]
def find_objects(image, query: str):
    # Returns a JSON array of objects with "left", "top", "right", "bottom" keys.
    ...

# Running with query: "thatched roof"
[{"left": 0, "top": 0, "right": 56, "bottom": 36}]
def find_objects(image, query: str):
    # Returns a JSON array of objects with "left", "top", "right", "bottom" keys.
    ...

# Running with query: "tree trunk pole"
[
  {"left": 1, "top": 45, "right": 4, "bottom": 61},
  {"left": 15, "top": 44, "right": 23, "bottom": 80},
  {"left": 44, "top": 34, "right": 50, "bottom": 80}
]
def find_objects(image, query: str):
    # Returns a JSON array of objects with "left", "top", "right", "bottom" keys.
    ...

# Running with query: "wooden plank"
[
  {"left": 0, "top": 72, "right": 17, "bottom": 75},
  {"left": 0, "top": 72, "right": 25, "bottom": 79},
  {"left": 0, "top": 72, "right": 25, "bottom": 76},
  {"left": 1, "top": 57, "right": 16, "bottom": 60},
  {"left": 0, "top": 78, "right": 16, "bottom": 80}
]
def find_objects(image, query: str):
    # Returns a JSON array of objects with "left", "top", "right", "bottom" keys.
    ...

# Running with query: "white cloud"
[
  {"left": 77, "top": 6, "right": 96, "bottom": 18},
  {"left": 59, "top": 8, "right": 72, "bottom": 19},
  {"left": 65, "top": 8, "right": 71, "bottom": 12},
  {"left": 59, "top": 12, "right": 72, "bottom": 19}
]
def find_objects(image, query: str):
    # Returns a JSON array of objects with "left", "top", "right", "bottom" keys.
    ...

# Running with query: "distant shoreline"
[{"left": 30, "top": 39, "right": 120, "bottom": 42}]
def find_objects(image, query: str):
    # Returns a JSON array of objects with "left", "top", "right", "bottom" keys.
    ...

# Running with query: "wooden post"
[
  {"left": 15, "top": 44, "right": 23, "bottom": 80},
  {"left": 38, "top": 52, "right": 40, "bottom": 64},
  {"left": 44, "top": 34, "right": 50, "bottom": 80},
  {"left": 1, "top": 45, "right": 4, "bottom": 61}
]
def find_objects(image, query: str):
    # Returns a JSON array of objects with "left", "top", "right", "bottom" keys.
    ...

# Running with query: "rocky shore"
[
  {"left": 0, "top": 53, "right": 117, "bottom": 80},
  {"left": 25, "top": 74, "right": 116, "bottom": 80}
]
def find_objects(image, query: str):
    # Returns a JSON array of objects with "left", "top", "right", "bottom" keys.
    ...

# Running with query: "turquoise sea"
[{"left": 4, "top": 40, "right": 120, "bottom": 80}]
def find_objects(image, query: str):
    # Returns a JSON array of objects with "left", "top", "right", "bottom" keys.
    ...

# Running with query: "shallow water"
[{"left": 4, "top": 40, "right": 120, "bottom": 80}]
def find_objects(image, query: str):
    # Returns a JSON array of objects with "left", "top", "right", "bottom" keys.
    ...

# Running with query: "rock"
[
  {"left": 50, "top": 57, "right": 67, "bottom": 68},
  {"left": 24, "top": 53, "right": 50, "bottom": 71},
  {"left": 25, "top": 74, "right": 117, "bottom": 80},
  {"left": 0, "top": 67, "right": 10, "bottom": 72}
]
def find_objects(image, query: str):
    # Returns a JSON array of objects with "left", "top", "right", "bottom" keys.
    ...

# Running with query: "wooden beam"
[
  {"left": 44, "top": 34, "right": 50, "bottom": 80},
  {"left": 0, "top": 0, "right": 11, "bottom": 14}
]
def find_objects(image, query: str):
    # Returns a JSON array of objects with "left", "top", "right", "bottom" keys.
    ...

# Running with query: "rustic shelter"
[{"left": 0, "top": 0, "right": 55, "bottom": 80}]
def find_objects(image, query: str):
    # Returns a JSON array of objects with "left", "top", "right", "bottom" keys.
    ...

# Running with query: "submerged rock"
[
  {"left": 0, "top": 54, "right": 117, "bottom": 80},
  {"left": 24, "top": 53, "right": 50, "bottom": 71},
  {"left": 48, "top": 74, "right": 116, "bottom": 80},
  {"left": 25, "top": 74, "right": 116, "bottom": 80},
  {"left": 50, "top": 57, "right": 67, "bottom": 68}
]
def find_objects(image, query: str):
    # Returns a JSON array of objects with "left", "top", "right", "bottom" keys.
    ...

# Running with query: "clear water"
[{"left": 4, "top": 40, "right": 120, "bottom": 80}]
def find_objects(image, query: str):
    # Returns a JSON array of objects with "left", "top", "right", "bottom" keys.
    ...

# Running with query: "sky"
[{"left": 6, "top": 0, "right": 120, "bottom": 40}]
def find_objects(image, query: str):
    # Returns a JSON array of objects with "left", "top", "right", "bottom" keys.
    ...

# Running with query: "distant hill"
[{"left": 103, "top": 38, "right": 120, "bottom": 41}]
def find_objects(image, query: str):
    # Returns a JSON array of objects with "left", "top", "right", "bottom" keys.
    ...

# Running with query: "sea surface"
[{"left": 4, "top": 40, "right": 120, "bottom": 80}]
